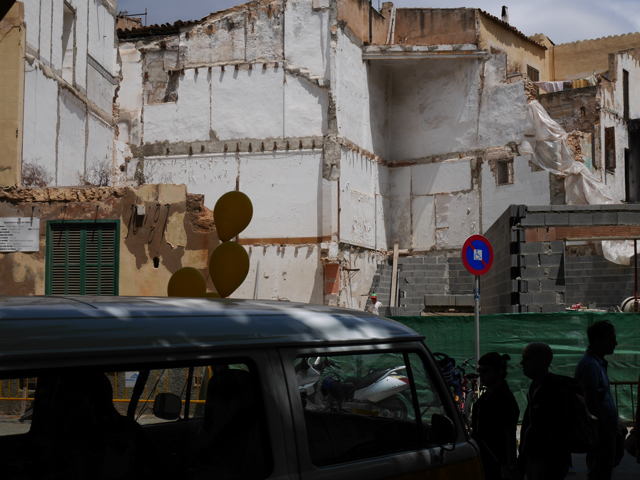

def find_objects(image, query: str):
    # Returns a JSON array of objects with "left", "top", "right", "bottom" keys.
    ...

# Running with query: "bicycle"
[{"left": 434, "top": 353, "right": 482, "bottom": 427}]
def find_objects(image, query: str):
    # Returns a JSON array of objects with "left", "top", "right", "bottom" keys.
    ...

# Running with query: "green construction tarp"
[{"left": 390, "top": 312, "right": 640, "bottom": 424}]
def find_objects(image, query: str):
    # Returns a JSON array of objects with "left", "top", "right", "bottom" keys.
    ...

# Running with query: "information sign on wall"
[{"left": 0, "top": 218, "right": 40, "bottom": 252}]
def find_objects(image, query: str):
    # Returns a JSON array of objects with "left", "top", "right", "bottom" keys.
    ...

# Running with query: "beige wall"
[
  {"left": 0, "top": 3, "right": 24, "bottom": 187},
  {"left": 553, "top": 32, "right": 640, "bottom": 81},
  {"left": 0, "top": 185, "right": 220, "bottom": 296},
  {"left": 478, "top": 13, "right": 548, "bottom": 79}
]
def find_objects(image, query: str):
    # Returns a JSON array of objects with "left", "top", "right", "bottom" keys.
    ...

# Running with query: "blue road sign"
[{"left": 462, "top": 235, "right": 494, "bottom": 276}]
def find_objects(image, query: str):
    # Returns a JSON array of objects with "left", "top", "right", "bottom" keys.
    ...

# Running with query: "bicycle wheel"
[{"left": 377, "top": 395, "right": 408, "bottom": 420}]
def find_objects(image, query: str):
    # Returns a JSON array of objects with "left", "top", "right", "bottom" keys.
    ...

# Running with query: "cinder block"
[
  {"left": 539, "top": 253, "right": 563, "bottom": 266},
  {"left": 424, "top": 295, "right": 454, "bottom": 306},
  {"left": 520, "top": 213, "right": 546, "bottom": 227},
  {"left": 568, "top": 213, "right": 595, "bottom": 226},
  {"left": 541, "top": 279, "right": 561, "bottom": 291},
  {"left": 455, "top": 295, "right": 475, "bottom": 306},
  {"left": 519, "top": 292, "right": 533, "bottom": 304},
  {"left": 521, "top": 267, "right": 547, "bottom": 280},
  {"left": 532, "top": 291, "right": 557, "bottom": 304},
  {"left": 519, "top": 242, "right": 545, "bottom": 254},
  {"left": 593, "top": 212, "right": 617, "bottom": 225},
  {"left": 618, "top": 212, "right": 640, "bottom": 225},
  {"left": 549, "top": 241, "right": 564, "bottom": 253},
  {"left": 545, "top": 213, "right": 569, "bottom": 226}
]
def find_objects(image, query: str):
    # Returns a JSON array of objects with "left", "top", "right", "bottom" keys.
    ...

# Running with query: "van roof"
[{"left": 0, "top": 296, "right": 422, "bottom": 371}]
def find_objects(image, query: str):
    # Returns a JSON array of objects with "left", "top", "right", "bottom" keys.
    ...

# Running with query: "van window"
[
  {"left": 296, "top": 351, "right": 447, "bottom": 466},
  {"left": 0, "top": 360, "right": 272, "bottom": 479}
]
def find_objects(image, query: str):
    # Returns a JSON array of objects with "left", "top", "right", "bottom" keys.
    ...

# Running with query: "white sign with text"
[{"left": 0, "top": 218, "right": 40, "bottom": 252}]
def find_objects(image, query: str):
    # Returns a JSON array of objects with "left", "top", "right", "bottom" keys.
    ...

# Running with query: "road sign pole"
[{"left": 474, "top": 275, "right": 480, "bottom": 372}]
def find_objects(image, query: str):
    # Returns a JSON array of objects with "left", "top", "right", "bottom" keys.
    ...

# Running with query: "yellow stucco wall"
[
  {"left": 0, "top": 3, "right": 25, "bottom": 186},
  {"left": 478, "top": 13, "right": 548, "bottom": 80},
  {"left": 553, "top": 32, "right": 640, "bottom": 81}
]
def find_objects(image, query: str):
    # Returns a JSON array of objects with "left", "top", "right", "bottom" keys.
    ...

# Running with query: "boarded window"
[
  {"left": 46, "top": 222, "right": 119, "bottom": 295},
  {"left": 605, "top": 127, "right": 616, "bottom": 171},
  {"left": 527, "top": 65, "right": 540, "bottom": 82},
  {"left": 496, "top": 159, "right": 514, "bottom": 186}
]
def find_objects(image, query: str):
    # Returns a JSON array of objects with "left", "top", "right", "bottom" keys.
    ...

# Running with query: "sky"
[{"left": 117, "top": 0, "right": 640, "bottom": 45}]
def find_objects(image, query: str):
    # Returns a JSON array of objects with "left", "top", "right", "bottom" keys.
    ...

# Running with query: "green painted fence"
[{"left": 390, "top": 312, "right": 640, "bottom": 424}]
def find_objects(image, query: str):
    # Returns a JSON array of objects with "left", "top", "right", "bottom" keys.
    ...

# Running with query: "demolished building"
[{"left": 2, "top": 0, "right": 640, "bottom": 313}]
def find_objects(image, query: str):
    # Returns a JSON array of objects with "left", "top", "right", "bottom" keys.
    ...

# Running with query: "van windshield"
[{"left": 0, "top": 361, "right": 272, "bottom": 479}]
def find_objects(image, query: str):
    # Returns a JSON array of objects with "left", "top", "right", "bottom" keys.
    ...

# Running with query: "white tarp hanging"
[{"left": 521, "top": 101, "right": 634, "bottom": 265}]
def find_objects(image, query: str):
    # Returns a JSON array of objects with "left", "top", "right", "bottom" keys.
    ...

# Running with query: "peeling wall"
[
  {"left": 0, "top": 185, "right": 219, "bottom": 297},
  {"left": 17, "top": 0, "right": 118, "bottom": 188}
]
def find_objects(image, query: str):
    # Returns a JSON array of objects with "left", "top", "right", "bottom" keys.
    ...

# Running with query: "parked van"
[{"left": 0, "top": 296, "right": 483, "bottom": 479}]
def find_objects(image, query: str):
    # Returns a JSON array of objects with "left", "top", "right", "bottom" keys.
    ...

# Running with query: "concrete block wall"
[
  {"left": 482, "top": 205, "right": 523, "bottom": 314},
  {"left": 483, "top": 203, "right": 640, "bottom": 313},
  {"left": 565, "top": 255, "right": 637, "bottom": 308}
]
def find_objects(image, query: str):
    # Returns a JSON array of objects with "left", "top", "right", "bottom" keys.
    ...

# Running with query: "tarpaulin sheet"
[{"left": 391, "top": 312, "right": 640, "bottom": 424}]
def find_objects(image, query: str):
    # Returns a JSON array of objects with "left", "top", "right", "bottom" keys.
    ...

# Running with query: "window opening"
[
  {"left": 496, "top": 159, "right": 514, "bottom": 186},
  {"left": 526, "top": 65, "right": 539, "bottom": 82},
  {"left": 605, "top": 127, "right": 616, "bottom": 171},
  {"left": 624, "top": 69, "right": 629, "bottom": 121},
  {"left": 296, "top": 351, "right": 447, "bottom": 466},
  {"left": 0, "top": 360, "right": 273, "bottom": 479}
]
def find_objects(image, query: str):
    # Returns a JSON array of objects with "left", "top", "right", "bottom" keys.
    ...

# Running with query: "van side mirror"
[
  {"left": 431, "top": 414, "right": 456, "bottom": 445},
  {"left": 153, "top": 393, "right": 182, "bottom": 420}
]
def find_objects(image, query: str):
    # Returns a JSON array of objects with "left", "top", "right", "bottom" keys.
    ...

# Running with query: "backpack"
[{"left": 555, "top": 375, "right": 599, "bottom": 453}]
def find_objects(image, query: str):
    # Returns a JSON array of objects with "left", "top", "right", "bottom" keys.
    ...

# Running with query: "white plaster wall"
[
  {"left": 87, "top": 64, "right": 115, "bottom": 114},
  {"left": 239, "top": 152, "right": 323, "bottom": 238},
  {"left": 87, "top": 0, "right": 116, "bottom": 74},
  {"left": 24, "top": 0, "right": 40, "bottom": 53},
  {"left": 412, "top": 160, "right": 472, "bottom": 195},
  {"left": 388, "top": 58, "right": 480, "bottom": 161},
  {"left": 38, "top": 0, "right": 52, "bottom": 66},
  {"left": 284, "top": 74, "right": 328, "bottom": 137},
  {"left": 477, "top": 57, "right": 528, "bottom": 149},
  {"left": 57, "top": 90, "right": 87, "bottom": 186},
  {"left": 87, "top": 113, "right": 113, "bottom": 170},
  {"left": 376, "top": 164, "right": 391, "bottom": 251},
  {"left": 211, "top": 66, "right": 284, "bottom": 140},
  {"left": 412, "top": 195, "right": 436, "bottom": 250},
  {"left": 143, "top": 155, "right": 238, "bottom": 210},
  {"left": 145, "top": 69, "right": 211, "bottom": 144},
  {"left": 50, "top": 0, "right": 63, "bottom": 72},
  {"left": 600, "top": 112, "right": 627, "bottom": 202},
  {"left": 389, "top": 167, "right": 411, "bottom": 249},
  {"left": 334, "top": 29, "right": 388, "bottom": 156},
  {"left": 340, "top": 150, "right": 377, "bottom": 249},
  {"left": 247, "top": 4, "right": 284, "bottom": 62},
  {"left": 285, "top": 0, "right": 331, "bottom": 80},
  {"left": 233, "top": 244, "right": 324, "bottom": 304},
  {"left": 435, "top": 191, "right": 480, "bottom": 248},
  {"left": 117, "top": 44, "right": 143, "bottom": 145},
  {"left": 74, "top": 0, "right": 88, "bottom": 91},
  {"left": 22, "top": 61, "right": 58, "bottom": 182},
  {"left": 481, "top": 156, "right": 550, "bottom": 231}
]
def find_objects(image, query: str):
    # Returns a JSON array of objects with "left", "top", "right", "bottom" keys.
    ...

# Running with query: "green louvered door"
[{"left": 46, "top": 221, "right": 119, "bottom": 295}]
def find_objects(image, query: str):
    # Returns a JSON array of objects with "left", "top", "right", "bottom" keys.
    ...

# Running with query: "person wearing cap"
[{"left": 367, "top": 294, "right": 382, "bottom": 315}]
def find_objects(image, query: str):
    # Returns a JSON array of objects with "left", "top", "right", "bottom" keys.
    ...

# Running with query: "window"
[
  {"left": 527, "top": 65, "right": 540, "bottom": 82},
  {"left": 0, "top": 360, "right": 273, "bottom": 479},
  {"left": 297, "top": 351, "right": 448, "bottom": 466},
  {"left": 605, "top": 127, "right": 616, "bottom": 171},
  {"left": 62, "top": 3, "right": 75, "bottom": 84},
  {"left": 46, "top": 221, "right": 119, "bottom": 295},
  {"left": 496, "top": 159, "right": 514, "bottom": 186},
  {"left": 624, "top": 69, "right": 629, "bottom": 121}
]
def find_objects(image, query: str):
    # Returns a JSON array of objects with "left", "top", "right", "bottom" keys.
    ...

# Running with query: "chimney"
[{"left": 501, "top": 6, "right": 509, "bottom": 24}]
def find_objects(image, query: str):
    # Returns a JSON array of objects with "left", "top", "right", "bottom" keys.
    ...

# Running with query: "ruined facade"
[
  {"left": 0, "top": 184, "right": 219, "bottom": 296},
  {"left": 0, "top": 0, "right": 119, "bottom": 188},
  {"left": 2, "top": 0, "right": 640, "bottom": 313}
]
